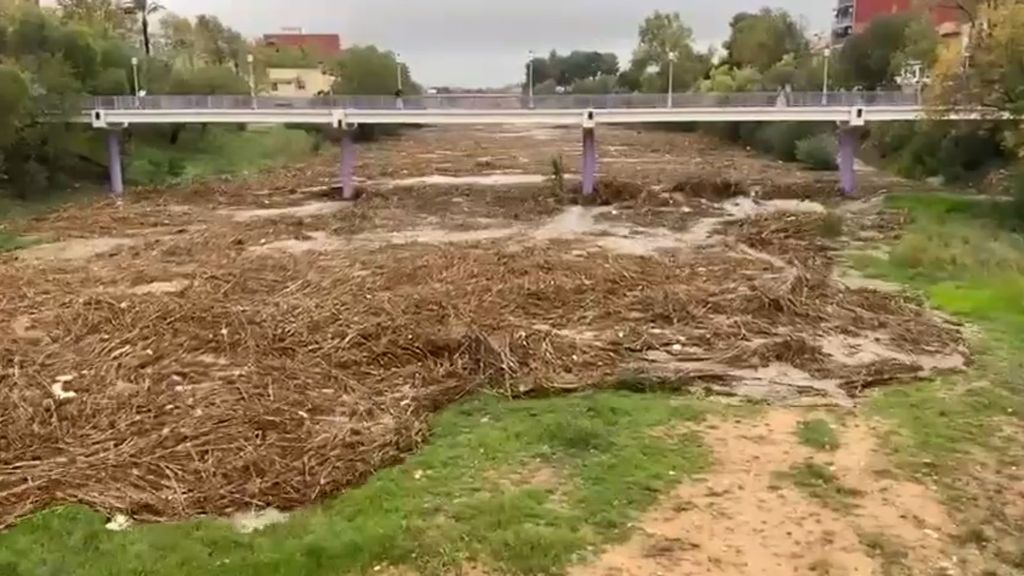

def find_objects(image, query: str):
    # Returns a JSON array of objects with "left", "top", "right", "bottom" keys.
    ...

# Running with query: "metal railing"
[{"left": 86, "top": 91, "right": 924, "bottom": 112}]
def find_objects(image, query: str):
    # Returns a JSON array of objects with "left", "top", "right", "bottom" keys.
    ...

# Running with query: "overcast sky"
[{"left": 159, "top": 0, "right": 833, "bottom": 87}]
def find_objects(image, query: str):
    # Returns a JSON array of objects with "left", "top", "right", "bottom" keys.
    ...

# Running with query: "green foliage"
[
  {"left": 0, "top": 64, "right": 30, "bottom": 148},
  {"left": 777, "top": 461, "right": 862, "bottom": 510},
  {"left": 167, "top": 65, "right": 248, "bottom": 95},
  {"left": 0, "top": 229, "right": 37, "bottom": 252},
  {"left": 0, "top": 392, "right": 711, "bottom": 575},
  {"left": 630, "top": 11, "right": 711, "bottom": 93},
  {"left": 724, "top": 8, "right": 809, "bottom": 73},
  {"left": 835, "top": 13, "right": 914, "bottom": 89},
  {"left": 796, "top": 133, "right": 838, "bottom": 171},
  {"left": 330, "top": 45, "right": 417, "bottom": 95},
  {"left": 125, "top": 126, "right": 316, "bottom": 185},
  {"left": 699, "top": 64, "right": 763, "bottom": 93},
  {"left": 570, "top": 74, "right": 618, "bottom": 95},
  {"left": 796, "top": 418, "right": 840, "bottom": 450},
  {"left": 751, "top": 122, "right": 828, "bottom": 163},
  {"left": 526, "top": 50, "right": 619, "bottom": 89},
  {"left": 1012, "top": 169, "right": 1024, "bottom": 227},
  {"left": 869, "top": 122, "right": 1008, "bottom": 182},
  {"left": 90, "top": 67, "right": 129, "bottom": 95}
]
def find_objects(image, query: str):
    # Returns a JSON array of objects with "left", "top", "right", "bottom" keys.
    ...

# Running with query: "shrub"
[
  {"left": 1010, "top": 167, "right": 1024, "bottom": 229},
  {"left": 937, "top": 129, "right": 1006, "bottom": 184},
  {"left": 796, "top": 134, "right": 838, "bottom": 171},
  {"left": 750, "top": 123, "right": 828, "bottom": 162}
]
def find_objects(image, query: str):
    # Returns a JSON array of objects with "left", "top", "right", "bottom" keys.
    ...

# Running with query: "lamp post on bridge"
[
  {"left": 395, "top": 52, "right": 404, "bottom": 110},
  {"left": 246, "top": 54, "right": 256, "bottom": 109},
  {"left": 527, "top": 50, "right": 535, "bottom": 109},
  {"left": 130, "top": 56, "right": 140, "bottom": 97},
  {"left": 821, "top": 47, "right": 832, "bottom": 105},
  {"left": 667, "top": 53, "right": 677, "bottom": 108}
]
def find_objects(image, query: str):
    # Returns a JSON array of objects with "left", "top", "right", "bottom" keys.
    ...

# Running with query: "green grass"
[
  {"left": 0, "top": 229, "right": 37, "bottom": 252},
  {"left": 126, "top": 126, "right": 319, "bottom": 186},
  {"left": 0, "top": 391, "right": 711, "bottom": 576},
  {"left": 854, "top": 193, "right": 1024, "bottom": 464},
  {"left": 775, "top": 461, "right": 862, "bottom": 511},
  {"left": 859, "top": 531, "right": 910, "bottom": 576},
  {"left": 853, "top": 191, "right": 1024, "bottom": 571},
  {"left": 796, "top": 418, "right": 840, "bottom": 451}
]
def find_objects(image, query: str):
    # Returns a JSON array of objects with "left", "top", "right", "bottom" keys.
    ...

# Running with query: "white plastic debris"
[
  {"left": 50, "top": 381, "right": 77, "bottom": 400},
  {"left": 105, "top": 514, "right": 132, "bottom": 531}
]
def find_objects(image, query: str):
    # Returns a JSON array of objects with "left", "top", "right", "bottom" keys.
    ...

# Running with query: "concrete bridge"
[{"left": 80, "top": 92, "right": 992, "bottom": 198}]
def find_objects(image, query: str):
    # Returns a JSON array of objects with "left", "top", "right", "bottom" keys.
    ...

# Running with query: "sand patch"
[
  {"left": 221, "top": 201, "right": 350, "bottom": 222},
  {"left": 17, "top": 237, "right": 134, "bottom": 261},
  {"left": 569, "top": 410, "right": 958, "bottom": 576}
]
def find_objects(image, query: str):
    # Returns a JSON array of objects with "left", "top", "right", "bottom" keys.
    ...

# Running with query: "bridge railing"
[{"left": 86, "top": 91, "right": 923, "bottom": 111}]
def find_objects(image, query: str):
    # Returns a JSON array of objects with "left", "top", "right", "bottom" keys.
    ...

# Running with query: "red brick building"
[
  {"left": 832, "top": 0, "right": 962, "bottom": 43},
  {"left": 262, "top": 33, "right": 342, "bottom": 57}
]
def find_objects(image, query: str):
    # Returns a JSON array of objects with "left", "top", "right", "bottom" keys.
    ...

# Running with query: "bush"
[
  {"left": 796, "top": 134, "right": 838, "bottom": 171},
  {"left": 749, "top": 123, "right": 827, "bottom": 162},
  {"left": 1010, "top": 167, "right": 1024, "bottom": 229},
  {"left": 937, "top": 129, "right": 1006, "bottom": 184}
]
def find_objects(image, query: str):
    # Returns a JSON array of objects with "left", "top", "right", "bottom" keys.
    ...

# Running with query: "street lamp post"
[
  {"left": 130, "top": 56, "right": 140, "bottom": 97},
  {"left": 246, "top": 54, "right": 257, "bottom": 109},
  {"left": 821, "top": 47, "right": 832, "bottom": 105},
  {"left": 395, "top": 53, "right": 404, "bottom": 110},
  {"left": 395, "top": 53, "right": 404, "bottom": 92},
  {"left": 528, "top": 50, "right": 536, "bottom": 108},
  {"left": 667, "top": 53, "right": 677, "bottom": 108}
]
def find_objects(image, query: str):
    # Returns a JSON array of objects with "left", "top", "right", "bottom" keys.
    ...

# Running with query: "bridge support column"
[
  {"left": 340, "top": 129, "right": 357, "bottom": 200},
  {"left": 582, "top": 127, "right": 597, "bottom": 196},
  {"left": 838, "top": 127, "right": 857, "bottom": 196},
  {"left": 106, "top": 130, "right": 124, "bottom": 198}
]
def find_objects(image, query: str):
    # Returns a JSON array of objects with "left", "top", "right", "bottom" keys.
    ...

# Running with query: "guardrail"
[{"left": 86, "top": 91, "right": 923, "bottom": 111}]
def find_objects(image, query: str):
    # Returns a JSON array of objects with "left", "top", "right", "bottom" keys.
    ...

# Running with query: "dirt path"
[{"left": 569, "top": 409, "right": 961, "bottom": 576}]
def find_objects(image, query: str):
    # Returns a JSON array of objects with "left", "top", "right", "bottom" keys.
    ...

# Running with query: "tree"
[
  {"left": 0, "top": 65, "right": 30, "bottom": 150},
  {"left": 160, "top": 12, "right": 195, "bottom": 68},
  {"left": 571, "top": 74, "right": 618, "bottom": 94},
  {"left": 55, "top": 0, "right": 131, "bottom": 32},
  {"left": 121, "top": 0, "right": 162, "bottom": 56},
  {"left": 835, "top": 13, "right": 915, "bottom": 89},
  {"left": 630, "top": 11, "right": 710, "bottom": 93},
  {"left": 329, "top": 45, "right": 418, "bottom": 95},
  {"left": 724, "top": 8, "right": 809, "bottom": 73},
  {"left": 193, "top": 15, "right": 230, "bottom": 66},
  {"left": 523, "top": 50, "right": 618, "bottom": 89},
  {"left": 930, "top": 1, "right": 1024, "bottom": 115},
  {"left": 699, "top": 65, "right": 763, "bottom": 93}
]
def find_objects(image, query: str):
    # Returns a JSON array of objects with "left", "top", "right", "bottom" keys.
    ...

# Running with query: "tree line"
[
  {"left": 0, "top": 0, "right": 415, "bottom": 197},
  {"left": 522, "top": 4, "right": 1020, "bottom": 186}
]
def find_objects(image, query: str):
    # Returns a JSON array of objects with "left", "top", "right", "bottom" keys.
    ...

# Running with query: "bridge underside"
[{"left": 104, "top": 124, "right": 860, "bottom": 199}]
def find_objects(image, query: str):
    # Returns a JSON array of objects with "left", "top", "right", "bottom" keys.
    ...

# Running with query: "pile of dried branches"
[{"left": 0, "top": 208, "right": 963, "bottom": 528}]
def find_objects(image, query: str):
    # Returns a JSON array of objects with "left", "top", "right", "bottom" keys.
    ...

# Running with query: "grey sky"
[{"left": 160, "top": 1, "right": 832, "bottom": 87}]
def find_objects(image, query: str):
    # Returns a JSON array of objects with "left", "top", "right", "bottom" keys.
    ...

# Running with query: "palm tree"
[{"left": 122, "top": 0, "right": 163, "bottom": 56}]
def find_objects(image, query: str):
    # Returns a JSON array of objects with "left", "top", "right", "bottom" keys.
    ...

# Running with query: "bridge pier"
[
  {"left": 838, "top": 127, "right": 857, "bottom": 196},
  {"left": 582, "top": 127, "right": 597, "bottom": 196},
  {"left": 340, "top": 129, "right": 357, "bottom": 200},
  {"left": 106, "top": 130, "right": 124, "bottom": 198}
]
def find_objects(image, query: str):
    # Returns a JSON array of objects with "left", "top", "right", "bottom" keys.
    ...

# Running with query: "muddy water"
[{"left": 256, "top": 197, "right": 832, "bottom": 258}]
